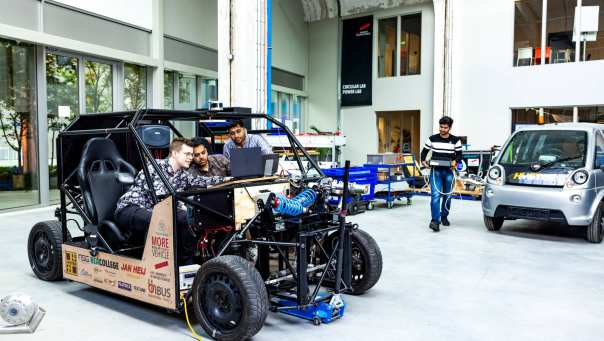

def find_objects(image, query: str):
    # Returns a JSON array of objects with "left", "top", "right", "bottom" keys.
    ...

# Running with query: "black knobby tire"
[
  {"left": 27, "top": 220, "right": 64, "bottom": 281},
  {"left": 192, "top": 255, "right": 268, "bottom": 341},
  {"left": 324, "top": 229, "right": 383, "bottom": 295},
  {"left": 484, "top": 215, "right": 504, "bottom": 232},
  {"left": 586, "top": 202, "right": 604, "bottom": 243},
  {"left": 349, "top": 229, "right": 383, "bottom": 295}
]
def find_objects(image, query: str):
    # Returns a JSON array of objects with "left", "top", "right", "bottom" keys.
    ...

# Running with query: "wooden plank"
[
  {"left": 62, "top": 197, "right": 177, "bottom": 310},
  {"left": 233, "top": 182, "right": 290, "bottom": 229}
]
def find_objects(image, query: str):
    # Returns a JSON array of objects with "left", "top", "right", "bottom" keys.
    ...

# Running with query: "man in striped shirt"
[{"left": 420, "top": 116, "right": 462, "bottom": 232}]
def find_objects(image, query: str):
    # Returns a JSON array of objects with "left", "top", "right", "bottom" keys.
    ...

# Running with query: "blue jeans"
[{"left": 430, "top": 167, "right": 454, "bottom": 222}]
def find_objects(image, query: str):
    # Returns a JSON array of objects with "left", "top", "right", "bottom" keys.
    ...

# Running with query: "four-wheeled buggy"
[{"left": 26, "top": 108, "right": 383, "bottom": 340}]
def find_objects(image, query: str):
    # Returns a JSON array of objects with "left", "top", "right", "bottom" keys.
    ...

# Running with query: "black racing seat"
[{"left": 77, "top": 137, "right": 137, "bottom": 253}]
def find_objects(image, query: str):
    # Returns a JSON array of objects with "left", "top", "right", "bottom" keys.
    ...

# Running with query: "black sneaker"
[
  {"left": 441, "top": 216, "right": 450, "bottom": 226},
  {"left": 429, "top": 220, "right": 440, "bottom": 232}
]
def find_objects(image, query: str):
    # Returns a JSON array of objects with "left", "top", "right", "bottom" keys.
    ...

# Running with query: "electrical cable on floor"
[
  {"left": 180, "top": 293, "right": 203, "bottom": 341},
  {"left": 423, "top": 165, "right": 461, "bottom": 215}
]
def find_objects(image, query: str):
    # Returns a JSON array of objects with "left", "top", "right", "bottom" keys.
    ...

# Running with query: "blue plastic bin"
[{"left": 322, "top": 166, "right": 377, "bottom": 204}]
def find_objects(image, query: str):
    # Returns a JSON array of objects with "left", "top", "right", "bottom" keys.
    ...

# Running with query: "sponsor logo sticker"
[
  {"left": 154, "top": 260, "right": 169, "bottom": 270},
  {"left": 151, "top": 236, "right": 170, "bottom": 260},
  {"left": 121, "top": 263, "right": 147, "bottom": 275},
  {"left": 90, "top": 257, "right": 119, "bottom": 270},
  {"left": 147, "top": 279, "right": 171, "bottom": 299},
  {"left": 133, "top": 285, "right": 146, "bottom": 294},
  {"left": 79, "top": 268, "right": 92, "bottom": 278},
  {"left": 65, "top": 251, "right": 78, "bottom": 276},
  {"left": 118, "top": 281, "right": 132, "bottom": 291}
]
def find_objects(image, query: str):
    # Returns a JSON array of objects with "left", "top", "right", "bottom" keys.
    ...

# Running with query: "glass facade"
[
  {"left": 400, "top": 13, "right": 421, "bottom": 76},
  {"left": 378, "top": 17, "right": 397, "bottom": 77},
  {"left": 0, "top": 38, "right": 39, "bottom": 209},
  {"left": 46, "top": 53, "right": 79, "bottom": 201},
  {"left": 123, "top": 63, "right": 147, "bottom": 110},
  {"left": 84, "top": 60, "right": 113, "bottom": 113},
  {"left": 514, "top": 0, "right": 604, "bottom": 66}
]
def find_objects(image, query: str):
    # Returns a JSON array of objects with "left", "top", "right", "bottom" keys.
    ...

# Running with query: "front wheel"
[
  {"left": 192, "top": 255, "right": 268, "bottom": 341},
  {"left": 484, "top": 215, "right": 504, "bottom": 232},
  {"left": 27, "top": 220, "right": 64, "bottom": 281},
  {"left": 586, "top": 202, "right": 604, "bottom": 243}
]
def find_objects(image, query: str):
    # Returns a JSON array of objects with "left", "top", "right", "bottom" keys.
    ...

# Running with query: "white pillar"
[
  {"left": 150, "top": 0, "right": 164, "bottom": 109},
  {"left": 218, "top": 0, "right": 268, "bottom": 115},
  {"left": 432, "top": 0, "right": 448, "bottom": 132}
]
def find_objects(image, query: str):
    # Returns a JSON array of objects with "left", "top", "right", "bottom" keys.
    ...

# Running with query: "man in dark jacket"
[
  {"left": 420, "top": 116, "right": 462, "bottom": 232},
  {"left": 188, "top": 137, "right": 230, "bottom": 177}
]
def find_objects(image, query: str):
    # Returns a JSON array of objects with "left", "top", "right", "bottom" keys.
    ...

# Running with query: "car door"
[{"left": 593, "top": 130, "right": 604, "bottom": 191}]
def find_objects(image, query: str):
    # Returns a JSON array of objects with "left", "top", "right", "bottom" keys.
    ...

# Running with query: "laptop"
[
  {"left": 262, "top": 154, "right": 280, "bottom": 176},
  {"left": 230, "top": 147, "right": 265, "bottom": 179}
]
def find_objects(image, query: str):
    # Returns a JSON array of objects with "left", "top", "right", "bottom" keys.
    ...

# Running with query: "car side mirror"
[{"left": 117, "top": 172, "right": 134, "bottom": 185}]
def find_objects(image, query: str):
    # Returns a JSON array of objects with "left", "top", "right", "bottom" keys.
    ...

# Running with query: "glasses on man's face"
[{"left": 183, "top": 152, "right": 193, "bottom": 157}]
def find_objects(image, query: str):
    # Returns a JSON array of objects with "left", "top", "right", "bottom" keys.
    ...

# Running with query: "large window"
[
  {"left": 123, "top": 63, "right": 146, "bottom": 110},
  {"left": 378, "top": 13, "right": 422, "bottom": 77},
  {"left": 270, "top": 90, "right": 305, "bottom": 134},
  {"left": 85, "top": 60, "right": 113, "bottom": 113},
  {"left": 197, "top": 78, "right": 218, "bottom": 109},
  {"left": 579, "top": 106, "right": 604, "bottom": 123},
  {"left": 46, "top": 53, "right": 79, "bottom": 200},
  {"left": 514, "top": 0, "right": 543, "bottom": 66},
  {"left": 378, "top": 17, "right": 397, "bottom": 77},
  {"left": 400, "top": 13, "right": 422, "bottom": 75},
  {"left": 0, "top": 38, "right": 39, "bottom": 209},
  {"left": 512, "top": 107, "right": 574, "bottom": 131},
  {"left": 581, "top": 0, "right": 604, "bottom": 61},
  {"left": 514, "top": 0, "right": 604, "bottom": 66},
  {"left": 164, "top": 71, "right": 174, "bottom": 109}
]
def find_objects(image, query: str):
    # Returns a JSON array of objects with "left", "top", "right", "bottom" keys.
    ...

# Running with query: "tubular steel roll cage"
[{"left": 55, "top": 108, "right": 353, "bottom": 311}]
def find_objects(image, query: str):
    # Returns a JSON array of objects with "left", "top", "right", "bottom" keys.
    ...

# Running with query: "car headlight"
[
  {"left": 572, "top": 170, "right": 589, "bottom": 184},
  {"left": 565, "top": 169, "right": 589, "bottom": 189},
  {"left": 487, "top": 166, "right": 504, "bottom": 185}
]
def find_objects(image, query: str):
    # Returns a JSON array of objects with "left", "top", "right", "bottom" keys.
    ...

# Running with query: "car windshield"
[{"left": 499, "top": 130, "right": 587, "bottom": 170}]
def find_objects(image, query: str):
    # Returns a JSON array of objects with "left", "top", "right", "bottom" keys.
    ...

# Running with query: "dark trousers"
[{"left": 115, "top": 205, "right": 196, "bottom": 265}]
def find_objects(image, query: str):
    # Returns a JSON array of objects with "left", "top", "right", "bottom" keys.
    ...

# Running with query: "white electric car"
[{"left": 482, "top": 123, "right": 604, "bottom": 242}]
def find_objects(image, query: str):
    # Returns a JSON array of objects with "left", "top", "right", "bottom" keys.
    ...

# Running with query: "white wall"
[
  {"left": 272, "top": 0, "right": 309, "bottom": 77},
  {"left": 452, "top": 0, "right": 604, "bottom": 150},
  {"left": 164, "top": 0, "right": 217, "bottom": 48},
  {"left": 342, "top": 2, "right": 435, "bottom": 165},
  {"left": 307, "top": 18, "right": 339, "bottom": 131}
]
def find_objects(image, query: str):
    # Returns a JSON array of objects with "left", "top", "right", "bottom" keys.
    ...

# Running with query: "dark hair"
[
  {"left": 169, "top": 137, "right": 192, "bottom": 153},
  {"left": 190, "top": 137, "right": 213, "bottom": 153},
  {"left": 227, "top": 119, "right": 245, "bottom": 131},
  {"left": 439, "top": 116, "right": 454, "bottom": 127}
]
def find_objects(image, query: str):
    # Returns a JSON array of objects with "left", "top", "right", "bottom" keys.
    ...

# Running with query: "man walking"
[{"left": 420, "top": 116, "right": 462, "bottom": 232}]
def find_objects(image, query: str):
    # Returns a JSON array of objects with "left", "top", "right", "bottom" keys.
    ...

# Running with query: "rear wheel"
[
  {"left": 586, "top": 202, "right": 604, "bottom": 243},
  {"left": 192, "top": 255, "right": 268, "bottom": 341},
  {"left": 27, "top": 220, "right": 64, "bottom": 281},
  {"left": 324, "top": 229, "right": 383, "bottom": 295},
  {"left": 484, "top": 215, "right": 504, "bottom": 232}
]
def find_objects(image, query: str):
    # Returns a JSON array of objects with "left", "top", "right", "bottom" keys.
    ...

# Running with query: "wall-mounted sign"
[{"left": 341, "top": 15, "right": 373, "bottom": 107}]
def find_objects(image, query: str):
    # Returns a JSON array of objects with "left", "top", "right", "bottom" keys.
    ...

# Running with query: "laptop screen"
[{"left": 230, "top": 147, "right": 264, "bottom": 178}]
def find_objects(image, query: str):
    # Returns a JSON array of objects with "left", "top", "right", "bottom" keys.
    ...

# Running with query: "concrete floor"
[{"left": 2, "top": 196, "right": 604, "bottom": 340}]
